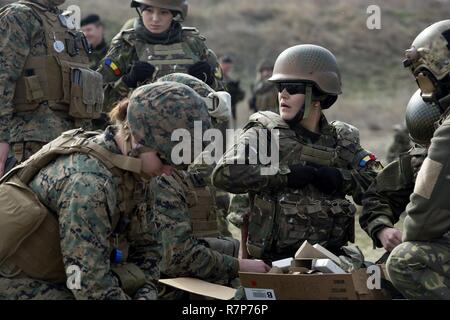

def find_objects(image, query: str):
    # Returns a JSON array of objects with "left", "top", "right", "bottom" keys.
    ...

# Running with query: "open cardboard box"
[{"left": 240, "top": 241, "right": 391, "bottom": 300}]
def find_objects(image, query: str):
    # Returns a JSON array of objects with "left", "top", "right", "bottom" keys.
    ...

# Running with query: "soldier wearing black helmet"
[
  {"left": 361, "top": 89, "right": 441, "bottom": 254},
  {"left": 386, "top": 20, "right": 450, "bottom": 300},
  {"left": 98, "top": 0, "right": 223, "bottom": 112}
]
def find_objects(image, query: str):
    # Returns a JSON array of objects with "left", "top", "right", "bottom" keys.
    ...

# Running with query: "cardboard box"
[
  {"left": 240, "top": 240, "right": 391, "bottom": 300},
  {"left": 240, "top": 268, "right": 390, "bottom": 300},
  {"left": 312, "top": 259, "right": 347, "bottom": 274}
]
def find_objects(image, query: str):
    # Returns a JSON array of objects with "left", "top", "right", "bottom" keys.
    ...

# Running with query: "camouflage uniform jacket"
[
  {"left": 249, "top": 80, "right": 279, "bottom": 113},
  {"left": 26, "top": 126, "right": 161, "bottom": 299},
  {"left": 98, "top": 22, "right": 222, "bottom": 111},
  {"left": 89, "top": 39, "right": 109, "bottom": 70},
  {"left": 212, "top": 111, "right": 382, "bottom": 259},
  {"left": 402, "top": 115, "right": 450, "bottom": 241},
  {"left": 360, "top": 147, "right": 427, "bottom": 248},
  {"left": 152, "top": 170, "right": 239, "bottom": 283},
  {"left": 0, "top": 0, "right": 93, "bottom": 145}
]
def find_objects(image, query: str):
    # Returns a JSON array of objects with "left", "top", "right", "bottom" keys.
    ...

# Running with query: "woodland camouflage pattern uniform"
[
  {"left": 0, "top": 0, "right": 100, "bottom": 163},
  {"left": 386, "top": 20, "right": 450, "bottom": 299},
  {"left": 98, "top": 0, "right": 223, "bottom": 111},
  {"left": 0, "top": 82, "right": 210, "bottom": 300},
  {"left": 385, "top": 125, "right": 413, "bottom": 164},
  {"left": 213, "top": 45, "right": 383, "bottom": 262}
]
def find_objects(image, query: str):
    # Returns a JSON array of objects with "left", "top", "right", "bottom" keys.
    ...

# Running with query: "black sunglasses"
[{"left": 276, "top": 82, "right": 307, "bottom": 95}]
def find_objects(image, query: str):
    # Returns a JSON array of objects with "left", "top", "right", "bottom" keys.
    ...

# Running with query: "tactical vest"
[
  {"left": 170, "top": 170, "right": 220, "bottom": 238},
  {"left": 12, "top": 1, "right": 103, "bottom": 119},
  {"left": 244, "top": 112, "right": 363, "bottom": 259},
  {"left": 134, "top": 27, "right": 207, "bottom": 80},
  {"left": 0, "top": 129, "right": 145, "bottom": 288}
]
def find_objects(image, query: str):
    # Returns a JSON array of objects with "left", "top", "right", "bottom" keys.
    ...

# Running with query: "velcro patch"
[
  {"left": 414, "top": 157, "right": 443, "bottom": 199},
  {"left": 359, "top": 154, "right": 376, "bottom": 168}
]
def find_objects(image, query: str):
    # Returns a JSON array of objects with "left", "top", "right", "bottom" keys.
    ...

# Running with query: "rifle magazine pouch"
[
  {"left": 112, "top": 263, "right": 147, "bottom": 297},
  {"left": 69, "top": 67, "right": 103, "bottom": 119},
  {"left": 0, "top": 176, "right": 65, "bottom": 282}
]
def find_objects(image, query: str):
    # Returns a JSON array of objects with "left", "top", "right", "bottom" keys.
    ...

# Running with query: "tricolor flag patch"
[
  {"left": 105, "top": 58, "right": 122, "bottom": 76},
  {"left": 359, "top": 154, "right": 376, "bottom": 168}
]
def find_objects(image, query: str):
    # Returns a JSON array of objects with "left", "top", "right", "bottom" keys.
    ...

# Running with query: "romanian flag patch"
[
  {"left": 359, "top": 154, "right": 376, "bottom": 168},
  {"left": 105, "top": 58, "right": 122, "bottom": 76}
]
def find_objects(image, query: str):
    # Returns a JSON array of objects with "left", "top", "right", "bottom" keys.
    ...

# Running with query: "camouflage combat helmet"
[
  {"left": 131, "top": 0, "right": 188, "bottom": 21},
  {"left": 403, "top": 20, "right": 450, "bottom": 102},
  {"left": 405, "top": 89, "right": 441, "bottom": 146},
  {"left": 127, "top": 82, "right": 211, "bottom": 166},
  {"left": 158, "top": 73, "right": 231, "bottom": 123},
  {"left": 269, "top": 44, "right": 342, "bottom": 116}
]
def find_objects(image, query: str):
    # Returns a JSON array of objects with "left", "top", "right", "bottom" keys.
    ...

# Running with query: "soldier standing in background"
[
  {"left": 385, "top": 124, "right": 413, "bottom": 164},
  {"left": 219, "top": 55, "right": 245, "bottom": 127},
  {"left": 0, "top": 0, "right": 103, "bottom": 178},
  {"left": 81, "top": 14, "right": 109, "bottom": 70},
  {"left": 248, "top": 59, "right": 279, "bottom": 114}
]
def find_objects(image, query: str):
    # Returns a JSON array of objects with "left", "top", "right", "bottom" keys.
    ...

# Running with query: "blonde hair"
[{"left": 109, "top": 98, "right": 129, "bottom": 124}]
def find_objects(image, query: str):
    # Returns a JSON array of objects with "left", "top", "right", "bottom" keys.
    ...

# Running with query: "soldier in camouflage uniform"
[
  {"left": 98, "top": 0, "right": 223, "bottom": 111},
  {"left": 0, "top": 82, "right": 212, "bottom": 299},
  {"left": 157, "top": 73, "right": 233, "bottom": 237},
  {"left": 0, "top": 0, "right": 104, "bottom": 177},
  {"left": 385, "top": 124, "right": 413, "bottom": 164},
  {"left": 213, "top": 45, "right": 382, "bottom": 262},
  {"left": 361, "top": 89, "right": 441, "bottom": 253},
  {"left": 219, "top": 55, "right": 245, "bottom": 123},
  {"left": 248, "top": 59, "right": 279, "bottom": 114},
  {"left": 386, "top": 20, "right": 450, "bottom": 299},
  {"left": 81, "top": 14, "right": 109, "bottom": 70}
]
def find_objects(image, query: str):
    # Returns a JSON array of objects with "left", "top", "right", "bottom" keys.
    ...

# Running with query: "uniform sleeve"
[
  {"left": 403, "top": 120, "right": 450, "bottom": 241},
  {"left": 55, "top": 173, "right": 130, "bottom": 300},
  {"left": 126, "top": 200, "right": 161, "bottom": 300},
  {"left": 338, "top": 147, "right": 383, "bottom": 205},
  {"left": 212, "top": 125, "right": 288, "bottom": 193},
  {"left": 360, "top": 159, "right": 413, "bottom": 247},
  {"left": 97, "top": 33, "right": 135, "bottom": 112},
  {"left": 153, "top": 176, "right": 239, "bottom": 283},
  {"left": 0, "top": 6, "right": 41, "bottom": 143}
]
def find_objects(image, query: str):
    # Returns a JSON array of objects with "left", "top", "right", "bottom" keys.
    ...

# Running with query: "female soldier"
[
  {"left": 0, "top": 82, "right": 212, "bottom": 299},
  {"left": 99, "top": 0, "right": 223, "bottom": 111},
  {"left": 213, "top": 44, "right": 383, "bottom": 262},
  {"left": 110, "top": 75, "right": 269, "bottom": 299}
]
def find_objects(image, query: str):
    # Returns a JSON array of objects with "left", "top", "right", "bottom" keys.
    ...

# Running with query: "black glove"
[
  {"left": 122, "top": 61, "right": 155, "bottom": 88},
  {"left": 311, "top": 166, "right": 344, "bottom": 194},
  {"left": 286, "top": 164, "right": 317, "bottom": 189},
  {"left": 188, "top": 61, "right": 214, "bottom": 86}
]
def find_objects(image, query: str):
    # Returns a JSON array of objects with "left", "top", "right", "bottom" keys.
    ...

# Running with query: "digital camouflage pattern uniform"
[
  {"left": 0, "top": 0, "right": 101, "bottom": 163},
  {"left": 386, "top": 20, "right": 450, "bottom": 299},
  {"left": 0, "top": 126, "right": 161, "bottom": 300},
  {"left": 360, "top": 147, "right": 427, "bottom": 248},
  {"left": 152, "top": 172, "right": 239, "bottom": 282},
  {"left": 213, "top": 111, "right": 382, "bottom": 261},
  {"left": 98, "top": 19, "right": 223, "bottom": 111}
]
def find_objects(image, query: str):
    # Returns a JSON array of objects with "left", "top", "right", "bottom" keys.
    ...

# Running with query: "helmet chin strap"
[{"left": 286, "top": 84, "right": 313, "bottom": 126}]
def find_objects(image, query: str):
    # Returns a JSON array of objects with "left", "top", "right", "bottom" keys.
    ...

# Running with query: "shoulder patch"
[{"left": 104, "top": 58, "right": 122, "bottom": 76}]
